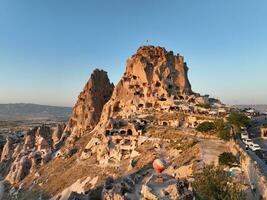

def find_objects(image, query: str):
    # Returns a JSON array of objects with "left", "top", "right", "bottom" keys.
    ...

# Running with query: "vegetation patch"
[
  {"left": 214, "top": 119, "right": 231, "bottom": 141},
  {"left": 218, "top": 152, "right": 236, "bottom": 166},
  {"left": 193, "top": 165, "right": 245, "bottom": 200},
  {"left": 196, "top": 122, "right": 216, "bottom": 133},
  {"left": 228, "top": 112, "right": 251, "bottom": 129}
]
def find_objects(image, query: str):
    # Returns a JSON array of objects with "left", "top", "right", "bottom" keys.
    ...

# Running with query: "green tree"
[
  {"left": 214, "top": 119, "right": 231, "bottom": 141},
  {"left": 218, "top": 152, "right": 236, "bottom": 166},
  {"left": 193, "top": 165, "right": 245, "bottom": 200},
  {"left": 227, "top": 112, "right": 251, "bottom": 129},
  {"left": 196, "top": 122, "right": 216, "bottom": 133}
]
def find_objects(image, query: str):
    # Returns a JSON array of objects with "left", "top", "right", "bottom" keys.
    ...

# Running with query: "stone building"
[{"left": 260, "top": 125, "right": 267, "bottom": 139}]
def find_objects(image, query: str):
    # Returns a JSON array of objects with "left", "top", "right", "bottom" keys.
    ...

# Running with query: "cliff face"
[
  {"left": 96, "top": 46, "right": 192, "bottom": 128},
  {"left": 65, "top": 46, "right": 192, "bottom": 135},
  {"left": 65, "top": 69, "right": 114, "bottom": 137},
  {"left": 125, "top": 46, "right": 192, "bottom": 95}
]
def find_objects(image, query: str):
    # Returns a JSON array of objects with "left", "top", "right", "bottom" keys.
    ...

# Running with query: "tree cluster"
[{"left": 193, "top": 165, "right": 245, "bottom": 200}]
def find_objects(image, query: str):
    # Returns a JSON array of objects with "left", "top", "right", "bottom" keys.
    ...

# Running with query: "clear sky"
[{"left": 0, "top": 0, "right": 266, "bottom": 107}]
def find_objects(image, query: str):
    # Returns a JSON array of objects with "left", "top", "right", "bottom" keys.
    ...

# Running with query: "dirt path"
[{"left": 199, "top": 139, "right": 229, "bottom": 165}]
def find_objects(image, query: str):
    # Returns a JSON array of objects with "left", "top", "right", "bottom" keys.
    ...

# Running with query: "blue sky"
[{"left": 0, "top": 0, "right": 266, "bottom": 106}]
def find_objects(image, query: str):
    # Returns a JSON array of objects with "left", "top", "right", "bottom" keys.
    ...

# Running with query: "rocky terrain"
[
  {"left": 1, "top": 125, "right": 64, "bottom": 184},
  {"left": 0, "top": 46, "right": 232, "bottom": 200}
]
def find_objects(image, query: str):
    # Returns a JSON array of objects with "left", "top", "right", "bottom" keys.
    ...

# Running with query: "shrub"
[
  {"left": 228, "top": 112, "right": 251, "bottom": 128},
  {"left": 214, "top": 119, "right": 232, "bottom": 141},
  {"left": 218, "top": 129, "right": 231, "bottom": 141},
  {"left": 219, "top": 152, "right": 236, "bottom": 166},
  {"left": 193, "top": 165, "right": 245, "bottom": 200},
  {"left": 196, "top": 122, "right": 216, "bottom": 133}
]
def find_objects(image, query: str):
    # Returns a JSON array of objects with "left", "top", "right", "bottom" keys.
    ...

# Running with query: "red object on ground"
[{"left": 153, "top": 158, "right": 166, "bottom": 173}]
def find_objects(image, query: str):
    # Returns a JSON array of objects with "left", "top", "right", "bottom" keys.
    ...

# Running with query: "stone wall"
[{"left": 230, "top": 141, "right": 267, "bottom": 199}]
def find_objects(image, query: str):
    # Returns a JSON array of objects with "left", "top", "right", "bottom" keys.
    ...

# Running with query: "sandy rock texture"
[{"left": 65, "top": 69, "right": 114, "bottom": 137}]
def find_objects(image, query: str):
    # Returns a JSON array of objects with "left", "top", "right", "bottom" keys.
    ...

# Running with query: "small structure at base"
[{"left": 260, "top": 125, "right": 267, "bottom": 139}]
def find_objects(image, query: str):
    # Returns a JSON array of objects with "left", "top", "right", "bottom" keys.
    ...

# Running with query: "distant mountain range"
[{"left": 0, "top": 103, "right": 72, "bottom": 121}]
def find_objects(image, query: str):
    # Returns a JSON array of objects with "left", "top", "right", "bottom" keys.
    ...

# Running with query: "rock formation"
[
  {"left": 1, "top": 125, "right": 62, "bottom": 184},
  {"left": 65, "top": 69, "right": 114, "bottom": 137},
  {"left": 96, "top": 45, "right": 192, "bottom": 128},
  {"left": 6, "top": 156, "right": 32, "bottom": 184},
  {"left": 0, "top": 137, "right": 14, "bottom": 162},
  {"left": 79, "top": 46, "right": 198, "bottom": 169},
  {"left": 0, "top": 135, "right": 6, "bottom": 158},
  {"left": 52, "top": 123, "right": 66, "bottom": 148},
  {"left": 0, "top": 46, "right": 218, "bottom": 199}
]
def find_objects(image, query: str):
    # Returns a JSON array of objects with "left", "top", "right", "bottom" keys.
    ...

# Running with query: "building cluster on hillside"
[
  {"left": 100, "top": 93, "right": 232, "bottom": 137},
  {"left": 142, "top": 93, "right": 228, "bottom": 117},
  {"left": 240, "top": 107, "right": 260, "bottom": 118}
]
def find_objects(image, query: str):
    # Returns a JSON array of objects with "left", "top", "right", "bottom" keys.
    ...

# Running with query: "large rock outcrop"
[
  {"left": 97, "top": 46, "right": 193, "bottom": 128},
  {"left": 3, "top": 125, "right": 63, "bottom": 184},
  {"left": 81, "top": 46, "right": 195, "bottom": 165},
  {"left": 65, "top": 69, "right": 114, "bottom": 137}
]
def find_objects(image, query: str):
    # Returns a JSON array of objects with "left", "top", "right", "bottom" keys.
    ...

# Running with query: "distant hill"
[
  {"left": 0, "top": 103, "right": 72, "bottom": 121},
  {"left": 234, "top": 104, "right": 267, "bottom": 113}
]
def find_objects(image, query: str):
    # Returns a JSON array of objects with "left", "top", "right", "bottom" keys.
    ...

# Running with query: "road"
[
  {"left": 236, "top": 138, "right": 267, "bottom": 178},
  {"left": 236, "top": 116, "right": 267, "bottom": 179}
]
